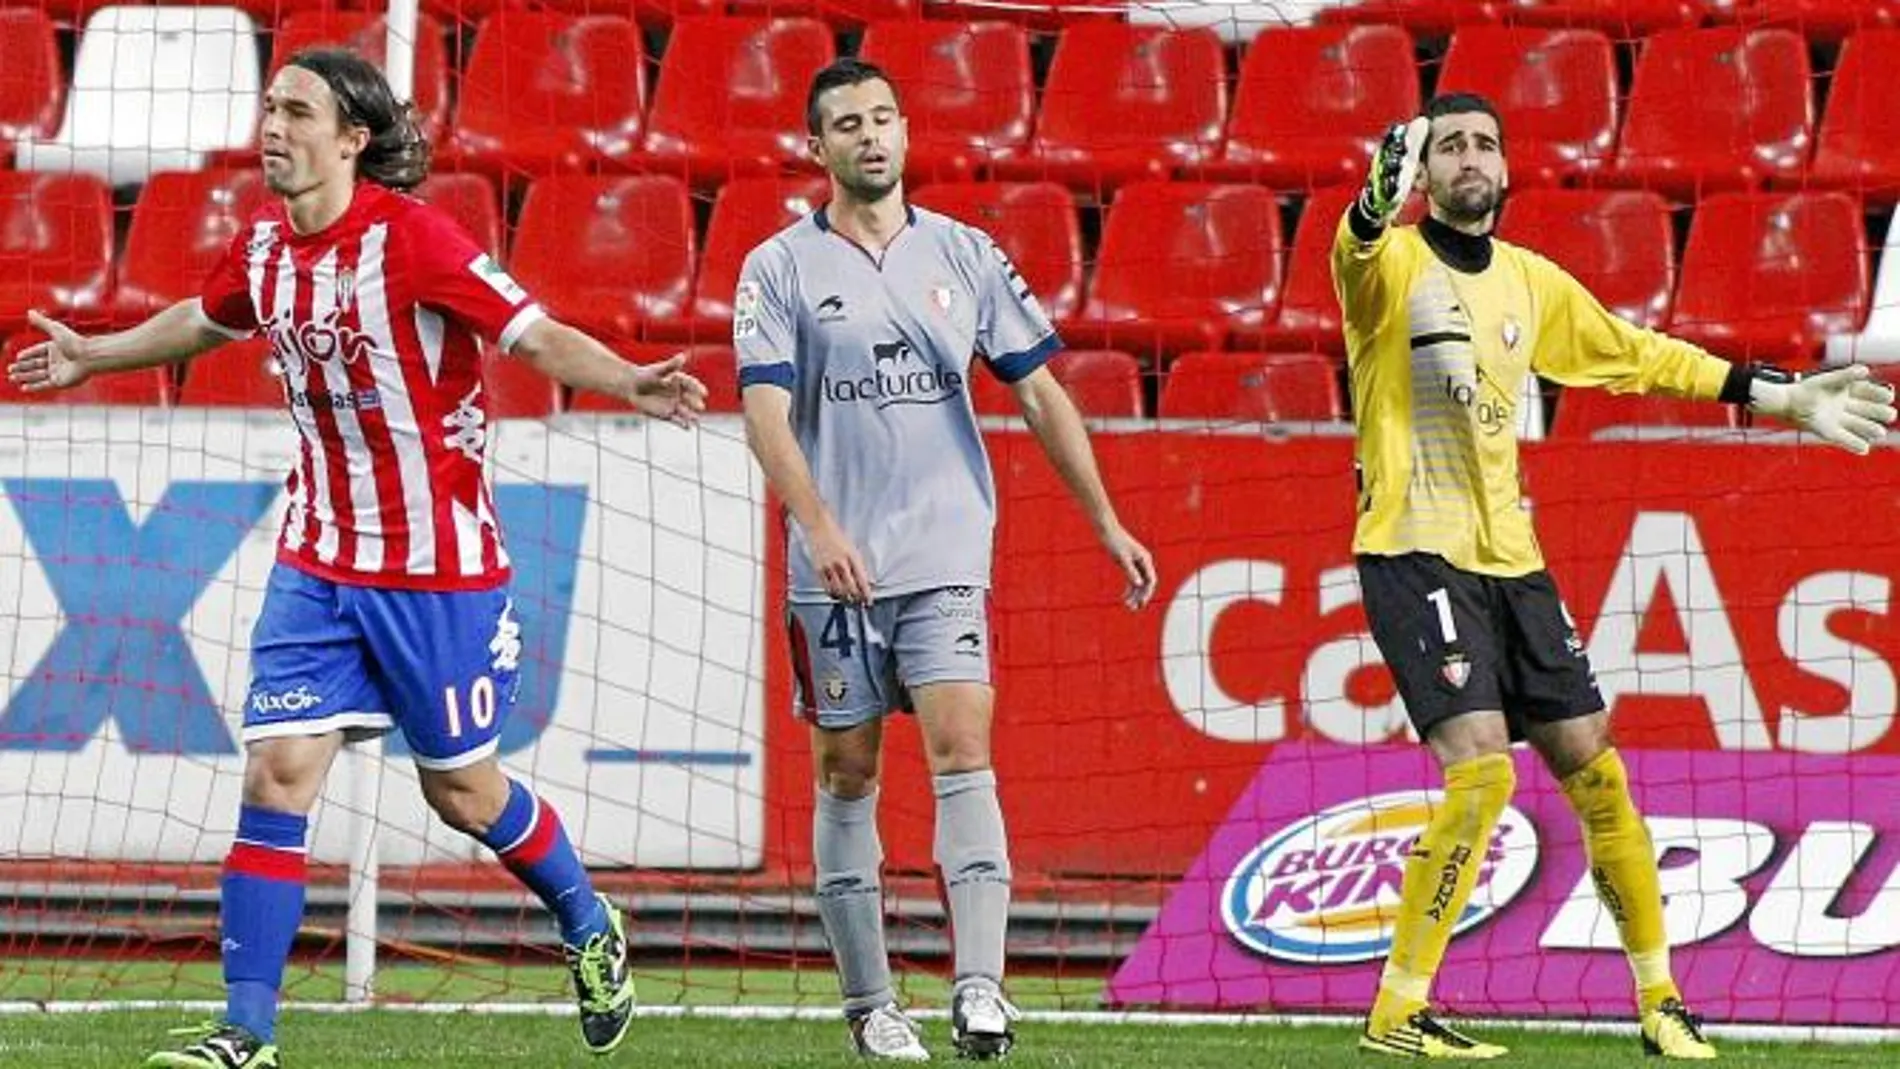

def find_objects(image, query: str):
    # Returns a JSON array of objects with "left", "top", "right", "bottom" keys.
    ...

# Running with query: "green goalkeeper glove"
[
  {"left": 1358, "top": 117, "right": 1429, "bottom": 229},
  {"left": 1749, "top": 364, "right": 1898, "bottom": 455}
]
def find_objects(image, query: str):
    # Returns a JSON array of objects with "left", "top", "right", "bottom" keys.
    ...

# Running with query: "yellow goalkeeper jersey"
[{"left": 1332, "top": 213, "right": 1733, "bottom": 577}]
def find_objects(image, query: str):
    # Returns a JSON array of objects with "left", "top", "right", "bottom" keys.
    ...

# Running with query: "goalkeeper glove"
[
  {"left": 1358, "top": 117, "right": 1429, "bottom": 229},
  {"left": 1748, "top": 364, "right": 1898, "bottom": 455}
]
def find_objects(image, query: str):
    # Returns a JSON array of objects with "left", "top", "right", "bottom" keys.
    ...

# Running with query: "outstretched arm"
[
  {"left": 6, "top": 303, "right": 230, "bottom": 392},
  {"left": 511, "top": 318, "right": 706, "bottom": 426}
]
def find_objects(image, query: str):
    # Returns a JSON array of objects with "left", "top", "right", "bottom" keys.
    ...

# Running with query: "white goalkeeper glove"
[
  {"left": 1358, "top": 117, "right": 1429, "bottom": 229},
  {"left": 1749, "top": 364, "right": 1898, "bottom": 455}
]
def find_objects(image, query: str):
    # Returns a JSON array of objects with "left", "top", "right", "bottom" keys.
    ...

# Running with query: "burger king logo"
[{"left": 1221, "top": 790, "right": 1539, "bottom": 963}]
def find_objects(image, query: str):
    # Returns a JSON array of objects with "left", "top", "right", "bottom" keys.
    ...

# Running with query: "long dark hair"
[{"left": 287, "top": 47, "right": 430, "bottom": 192}]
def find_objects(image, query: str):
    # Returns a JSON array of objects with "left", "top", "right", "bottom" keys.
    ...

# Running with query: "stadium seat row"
[
  {"left": 21, "top": 0, "right": 1899, "bottom": 38},
  {"left": 6, "top": 11, "right": 1900, "bottom": 199},
  {"left": 0, "top": 168, "right": 1871, "bottom": 365},
  {"left": 1312, "top": 0, "right": 1897, "bottom": 43}
]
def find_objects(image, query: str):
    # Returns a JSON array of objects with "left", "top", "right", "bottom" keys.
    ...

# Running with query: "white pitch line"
[{"left": 0, "top": 1002, "right": 1896, "bottom": 1045}]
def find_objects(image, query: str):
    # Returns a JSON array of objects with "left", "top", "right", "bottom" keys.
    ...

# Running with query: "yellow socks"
[
  {"left": 1560, "top": 748, "right": 1679, "bottom": 1014},
  {"left": 1369, "top": 752, "right": 1517, "bottom": 1034}
]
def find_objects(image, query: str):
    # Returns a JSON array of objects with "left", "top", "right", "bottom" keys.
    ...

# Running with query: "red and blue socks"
[
  {"left": 221, "top": 805, "right": 309, "bottom": 1043},
  {"left": 479, "top": 779, "right": 606, "bottom": 947}
]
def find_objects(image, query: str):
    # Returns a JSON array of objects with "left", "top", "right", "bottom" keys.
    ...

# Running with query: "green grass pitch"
[{"left": 0, "top": 961, "right": 1891, "bottom": 1067}]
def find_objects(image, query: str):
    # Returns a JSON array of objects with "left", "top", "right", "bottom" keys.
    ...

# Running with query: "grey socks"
[
  {"left": 934, "top": 769, "right": 1012, "bottom": 986},
  {"left": 814, "top": 788, "right": 893, "bottom": 1015}
]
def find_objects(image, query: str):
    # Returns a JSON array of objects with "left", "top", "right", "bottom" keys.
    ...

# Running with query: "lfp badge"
[{"left": 1221, "top": 791, "right": 1539, "bottom": 964}]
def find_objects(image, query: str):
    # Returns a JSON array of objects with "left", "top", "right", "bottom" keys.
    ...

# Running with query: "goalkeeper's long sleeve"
[{"left": 1527, "top": 256, "right": 1732, "bottom": 401}]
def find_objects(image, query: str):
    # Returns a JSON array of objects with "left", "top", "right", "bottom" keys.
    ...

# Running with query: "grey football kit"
[{"left": 736, "top": 203, "right": 1058, "bottom": 729}]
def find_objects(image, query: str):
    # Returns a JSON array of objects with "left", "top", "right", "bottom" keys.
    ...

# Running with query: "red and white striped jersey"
[{"left": 198, "top": 182, "right": 546, "bottom": 590}]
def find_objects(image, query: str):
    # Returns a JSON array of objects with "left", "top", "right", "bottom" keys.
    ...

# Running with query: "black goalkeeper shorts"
[{"left": 1358, "top": 552, "right": 1605, "bottom": 742}]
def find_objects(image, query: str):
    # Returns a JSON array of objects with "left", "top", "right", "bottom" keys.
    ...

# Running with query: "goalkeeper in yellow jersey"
[{"left": 1332, "top": 93, "right": 1897, "bottom": 1062}]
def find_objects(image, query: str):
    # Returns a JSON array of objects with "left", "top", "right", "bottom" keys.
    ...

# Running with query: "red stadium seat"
[
  {"left": 483, "top": 349, "right": 562, "bottom": 418},
  {"left": 1807, "top": 30, "right": 1900, "bottom": 203},
  {"left": 416, "top": 173, "right": 503, "bottom": 258},
  {"left": 1436, "top": 27, "right": 1617, "bottom": 186},
  {"left": 115, "top": 170, "right": 271, "bottom": 325},
  {"left": 1316, "top": 0, "right": 1501, "bottom": 36},
  {"left": 1610, "top": 28, "right": 1813, "bottom": 199},
  {"left": 987, "top": 25, "right": 1226, "bottom": 196},
  {"left": 641, "top": 17, "right": 836, "bottom": 188},
  {"left": 0, "top": 10, "right": 62, "bottom": 165},
  {"left": 1069, "top": 182, "right": 1283, "bottom": 359},
  {"left": 1496, "top": 189, "right": 1676, "bottom": 329},
  {"left": 1500, "top": 0, "right": 1704, "bottom": 36},
  {"left": 1670, "top": 191, "right": 1868, "bottom": 366},
  {"left": 509, "top": 175, "right": 695, "bottom": 343},
  {"left": 1234, "top": 187, "right": 1356, "bottom": 355},
  {"left": 0, "top": 172, "right": 113, "bottom": 333},
  {"left": 909, "top": 182, "right": 1084, "bottom": 322},
  {"left": 448, "top": 12, "right": 647, "bottom": 176},
  {"left": 727, "top": 0, "right": 916, "bottom": 28},
  {"left": 858, "top": 19, "right": 1033, "bottom": 183},
  {"left": 0, "top": 334, "right": 170, "bottom": 405},
  {"left": 1202, "top": 25, "right": 1419, "bottom": 190},
  {"left": 1711, "top": 0, "right": 1900, "bottom": 44},
  {"left": 1551, "top": 388, "right": 1738, "bottom": 439},
  {"left": 651, "top": 175, "right": 829, "bottom": 343},
  {"left": 271, "top": 11, "right": 450, "bottom": 137},
  {"left": 573, "top": 342, "right": 738, "bottom": 412},
  {"left": 1160, "top": 351, "right": 1343, "bottom": 423},
  {"left": 177, "top": 338, "right": 280, "bottom": 408},
  {"left": 969, "top": 349, "right": 1144, "bottom": 418}
]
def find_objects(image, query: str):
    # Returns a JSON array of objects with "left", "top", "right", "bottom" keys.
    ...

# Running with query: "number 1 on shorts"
[{"left": 1426, "top": 587, "right": 1459, "bottom": 643}]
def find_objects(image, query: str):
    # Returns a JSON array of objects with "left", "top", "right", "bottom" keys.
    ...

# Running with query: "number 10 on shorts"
[{"left": 444, "top": 675, "right": 497, "bottom": 738}]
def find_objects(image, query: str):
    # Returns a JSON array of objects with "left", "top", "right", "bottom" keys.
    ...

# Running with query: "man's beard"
[
  {"left": 1436, "top": 180, "right": 1499, "bottom": 224},
  {"left": 838, "top": 167, "right": 901, "bottom": 203}
]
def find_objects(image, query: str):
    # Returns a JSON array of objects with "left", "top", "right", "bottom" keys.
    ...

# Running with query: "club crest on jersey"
[
  {"left": 931, "top": 284, "right": 954, "bottom": 314},
  {"left": 336, "top": 268, "right": 356, "bottom": 313},
  {"left": 1440, "top": 651, "right": 1472, "bottom": 690},
  {"left": 1220, "top": 791, "right": 1539, "bottom": 963},
  {"left": 1502, "top": 317, "right": 1522, "bottom": 351}
]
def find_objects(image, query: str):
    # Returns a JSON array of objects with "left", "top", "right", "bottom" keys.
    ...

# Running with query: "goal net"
[{"left": 2, "top": 0, "right": 1898, "bottom": 1030}]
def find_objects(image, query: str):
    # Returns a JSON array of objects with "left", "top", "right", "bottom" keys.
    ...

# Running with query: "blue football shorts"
[{"left": 242, "top": 563, "right": 522, "bottom": 770}]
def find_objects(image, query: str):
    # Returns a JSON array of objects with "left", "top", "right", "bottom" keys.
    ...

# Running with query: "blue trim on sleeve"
[
  {"left": 740, "top": 363, "right": 796, "bottom": 390},
  {"left": 986, "top": 332, "right": 1063, "bottom": 385}
]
